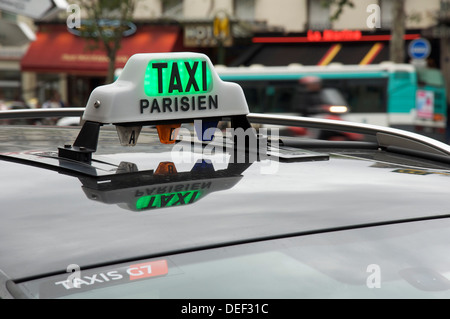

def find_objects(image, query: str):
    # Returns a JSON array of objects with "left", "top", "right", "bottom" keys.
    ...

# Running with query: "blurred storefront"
[
  {"left": 18, "top": 21, "right": 445, "bottom": 107},
  {"left": 230, "top": 29, "right": 440, "bottom": 67},
  {"left": 20, "top": 22, "right": 186, "bottom": 107}
]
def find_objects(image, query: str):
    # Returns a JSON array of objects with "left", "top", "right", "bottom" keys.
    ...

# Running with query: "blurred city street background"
[{"left": 1, "top": 0, "right": 450, "bottom": 141}]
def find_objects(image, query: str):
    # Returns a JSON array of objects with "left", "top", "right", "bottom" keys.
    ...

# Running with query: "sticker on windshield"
[{"left": 36, "top": 259, "right": 171, "bottom": 298}]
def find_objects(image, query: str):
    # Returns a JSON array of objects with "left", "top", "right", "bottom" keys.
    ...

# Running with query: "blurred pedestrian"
[
  {"left": 292, "top": 76, "right": 323, "bottom": 116},
  {"left": 42, "top": 91, "right": 65, "bottom": 109},
  {"left": 42, "top": 91, "right": 65, "bottom": 125}
]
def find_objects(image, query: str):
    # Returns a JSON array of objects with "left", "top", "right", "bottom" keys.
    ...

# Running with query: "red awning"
[{"left": 21, "top": 24, "right": 183, "bottom": 75}]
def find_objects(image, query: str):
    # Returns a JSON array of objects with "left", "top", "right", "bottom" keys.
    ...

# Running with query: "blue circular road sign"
[{"left": 408, "top": 38, "right": 431, "bottom": 60}]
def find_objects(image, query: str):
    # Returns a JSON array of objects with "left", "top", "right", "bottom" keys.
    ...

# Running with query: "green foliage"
[
  {"left": 320, "top": 0, "right": 355, "bottom": 21},
  {"left": 79, "top": 0, "right": 135, "bottom": 45},
  {"left": 76, "top": 0, "right": 136, "bottom": 83}
]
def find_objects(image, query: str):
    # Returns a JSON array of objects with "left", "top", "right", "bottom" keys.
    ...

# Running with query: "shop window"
[{"left": 0, "top": 70, "right": 21, "bottom": 101}]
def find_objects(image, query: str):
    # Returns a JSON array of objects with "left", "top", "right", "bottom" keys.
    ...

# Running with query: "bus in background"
[{"left": 215, "top": 62, "right": 448, "bottom": 141}]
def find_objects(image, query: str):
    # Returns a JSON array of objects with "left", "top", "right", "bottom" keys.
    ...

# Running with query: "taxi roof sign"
[
  {"left": 59, "top": 52, "right": 252, "bottom": 163},
  {"left": 83, "top": 52, "right": 249, "bottom": 125}
]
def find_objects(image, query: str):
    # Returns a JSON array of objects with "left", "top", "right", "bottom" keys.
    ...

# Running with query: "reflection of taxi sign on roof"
[
  {"left": 60, "top": 52, "right": 251, "bottom": 163},
  {"left": 80, "top": 159, "right": 251, "bottom": 212}
]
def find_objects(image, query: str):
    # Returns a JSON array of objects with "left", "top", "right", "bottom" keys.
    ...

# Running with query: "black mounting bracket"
[{"left": 58, "top": 121, "right": 102, "bottom": 163}]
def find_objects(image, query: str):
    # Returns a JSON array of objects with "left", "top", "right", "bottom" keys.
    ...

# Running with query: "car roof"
[{"left": 1, "top": 123, "right": 450, "bottom": 282}]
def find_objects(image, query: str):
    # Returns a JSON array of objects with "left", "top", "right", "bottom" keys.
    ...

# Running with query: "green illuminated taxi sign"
[
  {"left": 144, "top": 59, "right": 212, "bottom": 96},
  {"left": 82, "top": 52, "right": 249, "bottom": 125}
]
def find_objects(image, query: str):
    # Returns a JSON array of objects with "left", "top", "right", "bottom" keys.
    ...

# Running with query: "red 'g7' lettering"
[{"left": 127, "top": 260, "right": 169, "bottom": 280}]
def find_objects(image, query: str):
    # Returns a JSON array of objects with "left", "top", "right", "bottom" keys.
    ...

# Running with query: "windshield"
[
  {"left": 417, "top": 68, "right": 445, "bottom": 87},
  {"left": 17, "top": 217, "right": 450, "bottom": 299}
]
